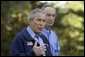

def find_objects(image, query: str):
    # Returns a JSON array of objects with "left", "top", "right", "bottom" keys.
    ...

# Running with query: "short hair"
[
  {"left": 41, "top": 3, "right": 57, "bottom": 17},
  {"left": 41, "top": 3, "right": 53, "bottom": 10},
  {"left": 28, "top": 8, "right": 45, "bottom": 20}
]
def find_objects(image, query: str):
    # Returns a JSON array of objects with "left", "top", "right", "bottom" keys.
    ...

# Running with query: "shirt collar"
[
  {"left": 26, "top": 26, "right": 35, "bottom": 38},
  {"left": 42, "top": 28, "right": 51, "bottom": 34}
]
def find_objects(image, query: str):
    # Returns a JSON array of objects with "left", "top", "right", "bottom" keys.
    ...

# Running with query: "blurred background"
[{"left": 1, "top": 1, "right": 84, "bottom": 56}]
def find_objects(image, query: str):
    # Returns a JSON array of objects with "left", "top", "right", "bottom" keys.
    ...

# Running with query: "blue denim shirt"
[{"left": 41, "top": 28, "right": 60, "bottom": 56}]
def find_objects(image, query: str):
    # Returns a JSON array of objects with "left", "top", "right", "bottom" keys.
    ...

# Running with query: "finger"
[
  {"left": 39, "top": 46, "right": 46, "bottom": 51},
  {"left": 43, "top": 49, "right": 47, "bottom": 52},
  {"left": 40, "top": 44, "right": 46, "bottom": 47},
  {"left": 42, "top": 44, "right": 46, "bottom": 46},
  {"left": 41, "top": 46, "right": 46, "bottom": 49},
  {"left": 40, "top": 45, "right": 46, "bottom": 49},
  {"left": 43, "top": 46, "right": 46, "bottom": 49}
]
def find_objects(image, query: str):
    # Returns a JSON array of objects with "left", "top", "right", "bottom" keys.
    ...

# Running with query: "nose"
[
  {"left": 40, "top": 21, "right": 44, "bottom": 26},
  {"left": 49, "top": 16, "right": 53, "bottom": 20}
]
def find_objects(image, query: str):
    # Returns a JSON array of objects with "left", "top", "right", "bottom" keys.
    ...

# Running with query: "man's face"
[
  {"left": 29, "top": 13, "right": 46, "bottom": 33},
  {"left": 43, "top": 7, "right": 56, "bottom": 27}
]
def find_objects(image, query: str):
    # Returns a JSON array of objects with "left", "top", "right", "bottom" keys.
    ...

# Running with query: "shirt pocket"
[{"left": 25, "top": 41, "right": 34, "bottom": 51}]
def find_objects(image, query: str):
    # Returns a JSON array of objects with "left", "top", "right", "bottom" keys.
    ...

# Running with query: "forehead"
[
  {"left": 34, "top": 13, "right": 46, "bottom": 19},
  {"left": 43, "top": 7, "right": 56, "bottom": 14}
]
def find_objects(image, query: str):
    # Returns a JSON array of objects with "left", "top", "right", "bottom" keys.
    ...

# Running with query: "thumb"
[{"left": 34, "top": 41, "right": 37, "bottom": 47}]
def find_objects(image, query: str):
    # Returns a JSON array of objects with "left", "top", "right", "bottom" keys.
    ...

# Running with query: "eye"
[
  {"left": 37, "top": 19, "right": 41, "bottom": 21},
  {"left": 52, "top": 14, "right": 55, "bottom": 17},
  {"left": 47, "top": 14, "right": 55, "bottom": 17},
  {"left": 47, "top": 14, "right": 51, "bottom": 17},
  {"left": 43, "top": 19, "right": 46, "bottom": 22}
]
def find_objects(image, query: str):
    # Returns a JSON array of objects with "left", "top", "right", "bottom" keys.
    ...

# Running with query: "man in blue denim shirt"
[{"left": 41, "top": 4, "right": 60, "bottom": 56}]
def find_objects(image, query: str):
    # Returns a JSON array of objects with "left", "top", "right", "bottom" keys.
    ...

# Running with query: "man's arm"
[{"left": 10, "top": 33, "right": 34, "bottom": 56}]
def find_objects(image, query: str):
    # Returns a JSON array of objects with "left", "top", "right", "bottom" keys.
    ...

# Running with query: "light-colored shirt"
[{"left": 41, "top": 28, "right": 60, "bottom": 56}]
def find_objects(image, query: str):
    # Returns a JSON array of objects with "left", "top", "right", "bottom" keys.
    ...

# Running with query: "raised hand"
[{"left": 33, "top": 41, "right": 46, "bottom": 56}]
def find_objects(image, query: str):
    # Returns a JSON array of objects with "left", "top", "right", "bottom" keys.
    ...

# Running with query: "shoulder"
[
  {"left": 12, "top": 31, "right": 25, "bottom": 44},
  {"left": 12, "top": 28, "right": 28, "bottom": 42},
  {"left": 50, "top": 29, "right": 59, "bottom": 40},
  {"left": 51, "top": 29, "right": 57, "bottom": 36}
]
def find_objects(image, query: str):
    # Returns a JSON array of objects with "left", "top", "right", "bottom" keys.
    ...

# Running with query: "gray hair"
[
  {"left": 41, "top": 3, "right": 57, "bottom": 17},
  {"left": 28, "top": 8, "right": 45, "bottom": 20},
  {"left": 41, "top": 3, "right": 52, "bottom": 10}
]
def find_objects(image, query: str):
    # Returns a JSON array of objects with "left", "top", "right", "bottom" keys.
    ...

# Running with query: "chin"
[{"left": 37, "top": 31, "right": 41, "bottom": 33}]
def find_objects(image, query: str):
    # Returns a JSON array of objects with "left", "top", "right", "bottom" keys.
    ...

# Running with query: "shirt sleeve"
[{"left": 53, "top": 31, "right": 60, "bottom": 56}]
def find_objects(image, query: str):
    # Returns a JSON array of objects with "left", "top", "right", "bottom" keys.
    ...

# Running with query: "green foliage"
[
  {"left": 53, "top": 1, "right": 84, "bottom": 56},
  {"left": 1, "top": 1, "right": 84, "bottom": 56}
]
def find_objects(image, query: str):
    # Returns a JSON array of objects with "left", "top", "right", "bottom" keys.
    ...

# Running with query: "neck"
[
  {"left": 45, "top": 26, "right": 51, "bottom": 30},
  {"left": 29, "top": 25, "right": 40, "bottom": 36},
  {"left": 34, "top": 32, "right": 40, "bottom": 36}
]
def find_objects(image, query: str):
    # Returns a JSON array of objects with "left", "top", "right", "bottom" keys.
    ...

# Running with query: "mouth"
[
  {"left": 48, "top": 20, "right": 53, "bottom": 23},
  {"left": 48, "top": 22, "right": 53, "bottom": 25},
  {"left": 38, "top": 27, "right": 43, "bottom": 31}
]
